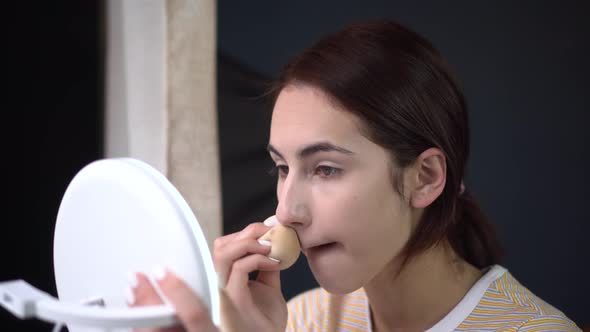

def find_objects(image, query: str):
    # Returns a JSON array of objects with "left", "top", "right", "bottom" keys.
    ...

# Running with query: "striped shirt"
[{"left": 286, "top": 265, "right": 581, "bottom": 331}]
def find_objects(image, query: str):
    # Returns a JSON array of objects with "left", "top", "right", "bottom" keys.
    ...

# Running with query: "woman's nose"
[{"left": 275, "top": 177, "right": 310, "bottom": 229}]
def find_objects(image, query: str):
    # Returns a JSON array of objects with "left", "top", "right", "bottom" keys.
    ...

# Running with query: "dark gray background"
[{"left": 217, "top": 0, "right": 589, "bottom": 327}]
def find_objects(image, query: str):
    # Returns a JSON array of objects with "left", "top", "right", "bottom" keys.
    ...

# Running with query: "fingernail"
[
  {"left": 264, "top": 216, "right": 279, "bottom": 227},
  {"left": 268, "top": 257, "right": 281, "bottom": 263},
  {"left": 147, "top": 267, "right": 172, "bottom": 306},
  {"left": 217, "top": 271, "right": 225, "bottom": 289},
  {"left": 125, "top": 286, "right": 135, "bottom": 305},
  {"left": 126, "top": 272, "right": 138, "bottom": 289},
  {"left": 257, "top": 239, "right": 272, "bottom": 247},
  {"left": 151, "top": 265, "right": 167, "bottom": 281}
]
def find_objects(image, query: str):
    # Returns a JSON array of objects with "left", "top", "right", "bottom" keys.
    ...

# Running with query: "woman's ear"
[{"left": 409, "top": 148, "right": 446, "bottom": 209}]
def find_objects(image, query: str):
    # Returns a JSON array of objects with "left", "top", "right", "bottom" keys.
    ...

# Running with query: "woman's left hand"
[{"left": 127, "top": 269, "right": 243, "bottom": 332}]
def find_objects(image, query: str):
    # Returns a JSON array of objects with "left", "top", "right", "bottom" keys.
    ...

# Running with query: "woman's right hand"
[{"left": 213, "top": 219, "right": 287, "bottom": 331}]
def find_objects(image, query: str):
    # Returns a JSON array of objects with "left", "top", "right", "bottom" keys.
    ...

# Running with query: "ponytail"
[{"left": 448, "top": 190, "right": 503, "bottom": 269}]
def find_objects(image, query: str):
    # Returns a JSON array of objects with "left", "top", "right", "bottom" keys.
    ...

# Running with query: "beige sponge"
[{"left": 259, "top": 216, "right": 301, "bottom": 270}]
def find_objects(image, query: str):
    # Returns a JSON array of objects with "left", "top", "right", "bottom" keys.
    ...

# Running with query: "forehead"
[{"left": 270, "top": 85, "right": 364, "bottom": 148}]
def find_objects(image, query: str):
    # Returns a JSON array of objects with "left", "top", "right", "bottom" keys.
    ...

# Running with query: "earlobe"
[{"left": 410, "top": 148, "right": 446, "bottom": 209}]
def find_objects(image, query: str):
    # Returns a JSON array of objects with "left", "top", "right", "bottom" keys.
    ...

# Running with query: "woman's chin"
[
  {"left": 310, "top": 265, "right": 362, "bottom": 294},
  {"left": 316, "top": 277, "right": 361, "bottom": 295}
]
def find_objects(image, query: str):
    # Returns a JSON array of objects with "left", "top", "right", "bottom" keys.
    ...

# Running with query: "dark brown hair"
[{"left": 272, "top": 20, "right": 502, "bottom": 269}]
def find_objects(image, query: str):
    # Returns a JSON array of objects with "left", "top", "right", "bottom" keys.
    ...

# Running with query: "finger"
[
  {"left": 234, "top": 222, "right": 272, "bottom": 241},
  {"left": 226, "top": 254, "right": 281, "bottom": 296},
  {"left": 156, "top": 270, "right": 219, "bottom": 332},
  {"left": 214, "top": 222, "right": 273, "bottom": 284},
  {"left": 219, "top": 288, "right": 243, "bottom": 332},
  {"left": 214, "top": 221, "right": 270, "bottom": 249},
  {"left": 214, "top": 238, "right": 272, "bottom": 287},
  {"left": 255, "top": 270, "right": 281, "bottom": 290},
  {"left": 128, "top": 272, "right": 179, "bottom": 332},
  {"left": 129, "top": 272, "right": 164, "bottom": 306},
  {"left": 213, "top": 232, "right": 241, "bottom": 251}
]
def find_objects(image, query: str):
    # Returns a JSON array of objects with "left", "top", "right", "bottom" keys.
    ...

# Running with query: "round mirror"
[{"left": 53, "top": 158, "right": 219, "bottom": 331}]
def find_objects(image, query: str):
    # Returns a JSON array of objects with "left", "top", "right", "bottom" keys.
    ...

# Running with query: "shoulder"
[
  {"left": 287, "top": 288, "right": 328, "bottom": 320},
  {"left": 459, "top": 268, "right": 581, "bottom": 331},
  {"left": 518, "top": 314, "right": 581, "bottom": 331},
  {"left": 285, "top": 287, "right": 370, "bottom": 332},
  {"left": 285, "top": 287, "right": 331, "bottom": 332}
]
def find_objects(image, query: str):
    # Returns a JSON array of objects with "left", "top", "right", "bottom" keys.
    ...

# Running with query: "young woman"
[{"left": 128, "top": 21, "right": 581, "bottom": 331}]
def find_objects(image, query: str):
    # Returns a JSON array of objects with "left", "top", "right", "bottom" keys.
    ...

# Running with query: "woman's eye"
[
  {"left": 270, "top": 165, "right": 289, "bottom": 177},
  {"left": 315, "top": 165, "right": 340, "bottom": 178}
]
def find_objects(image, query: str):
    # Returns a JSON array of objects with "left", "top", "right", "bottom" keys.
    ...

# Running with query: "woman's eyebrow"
[
  {"left": 267, "top": 142, "right": 354, "bottom": 160},
  {"left": 267, "top": 144, "right": 285, "bottom": 159}
]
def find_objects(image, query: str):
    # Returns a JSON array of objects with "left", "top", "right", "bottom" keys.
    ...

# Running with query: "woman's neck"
[{"left": 363, "top": 244, "right": 482, "bottom": 332}]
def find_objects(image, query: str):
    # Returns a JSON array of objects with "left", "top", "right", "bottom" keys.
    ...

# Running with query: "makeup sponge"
[{"left": 259, "top": 216, "right": 301, "bottom": 270}]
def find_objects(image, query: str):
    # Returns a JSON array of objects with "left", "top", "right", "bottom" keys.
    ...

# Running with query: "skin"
[
  {"left": 268, "top": 85, "right": 414, "bottom": 294},
  {"left": 129, "top": 84, "right": 482, "bottom": 332}
]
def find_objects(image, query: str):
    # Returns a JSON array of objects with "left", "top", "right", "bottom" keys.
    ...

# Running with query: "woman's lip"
[
  {"left": 303, "top": 242, "right": 337, "bottom": 251},
  {"left": 303, "top": 242, "right": 329, "bottom": 250}
]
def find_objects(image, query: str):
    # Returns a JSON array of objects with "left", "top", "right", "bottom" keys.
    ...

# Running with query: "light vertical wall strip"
[
  {"left": 166, "top": 0, "right": 221, "bottom": 248},
  {"left": 105, "top": 0, "right": 168, "bottom": 174},
  {"left": 105, "top": 0, "right": 221, "bottom": 248}
]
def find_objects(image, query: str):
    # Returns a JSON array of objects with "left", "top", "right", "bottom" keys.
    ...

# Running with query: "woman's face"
[{"left": 269, "top": 85, "right": 415, "bottom": 293}]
